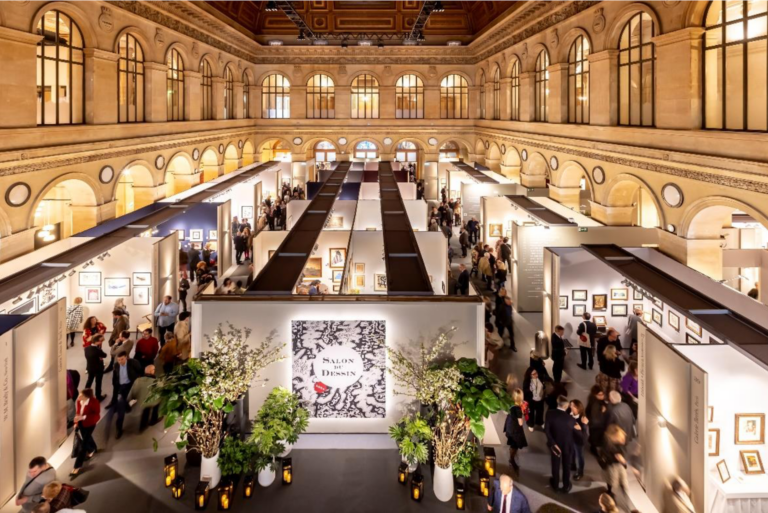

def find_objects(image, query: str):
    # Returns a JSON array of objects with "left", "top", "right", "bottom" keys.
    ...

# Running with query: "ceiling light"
[
  {"left": 358, "top": 40, "right": 372, "bottom": 47},
  {"left": 265, "top": 1, "right": 278, "bottom": 12},
  {"left": 447, "top": 40, "right": 461, "bottom": 46},
  {"left": 312, "top": 39, "right": 328, "bottom": 46},
  {"left": 268, "top": 39, "right": 283, "bottom": 46},
  {"left": 27, "top": 291, "right": 35, "bottom": 299},
  {"left": 68, "top": 270, "right": 76, "bottom": 277},
  {"left": 434, "top": 1, "right": 445, "bottom": 12}
]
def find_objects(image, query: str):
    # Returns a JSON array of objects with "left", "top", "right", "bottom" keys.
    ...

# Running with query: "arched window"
[
  {"left": 704, "top": 0, "right": 768, "bottom": 131},
  {"left": 396, "top": 141, "right": 418, "bottom": 163},
  {"left": 493, "top": 66, "right": 501, "bottom": 120},
  {"left": 351, "top": 74, "right": 379, "bottom": 119},
  {"left": 568, "top": 35, "right": 590, "bottom": 124},
  {"left": 395, "top": 74, "right": 424, "bottom": 118},
  {"left": 479, "top": 70, "right": 486, "bottom": 119},
  {"left": 441, "top": 74, "right": 469, "bottom": 119},
  {"left": 166, "top": 48, "right": 185, "bottom": 121},
  {"left": 262, "top": 74, "right": 290, "bottom": 118},
  {"left": 355, "top": 140, "right": 378, "bottom": 159},
  {"left": 534, "top": 50, "right": 550, "bottom": 122},
  {"left": 224, "top": 66, "right": 234, "bottom": 120},
  {"left": 242, "top": 72, "right": 250, "bottom": 119},
  {"left": 314, "top": 140, "right": 336, "bottom": 163},
  {"left": 117, "top": 33, "right": 144, "bottom": 123},
  {"left": 201, "top": 59, "right": 213, "bottom": 120},
  {"left": 511, "top": 59, "right": 520, "bottom": 121},
  {"left": 36, "top": 10, "right": 85, "bottom": 125},
  {"left": 618, "top": 12, "right": 655, "bottom": 127},
  {"left": 306, "top": 74, "right": 335, "bottom": 119},
  {"left": 439, "top": 141, "right": 459, "bottom": 160}
]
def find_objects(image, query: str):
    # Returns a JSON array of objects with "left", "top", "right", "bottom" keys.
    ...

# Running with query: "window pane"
[
  {"left": 705, "top": 48, "right": 724, "bottom": 128},
  {"left": 726, "top": 0, "right": 744, "bottom": 22},
  {"left": 725, "top": 43, "right": 745, "bottom": 130},
  {"left": 747, "top": 39, "right": 767, "bottom": 130}
]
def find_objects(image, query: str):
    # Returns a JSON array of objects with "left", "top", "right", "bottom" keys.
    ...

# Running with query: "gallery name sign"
[{"left": 313, "top": 346, "right": 364, "bottom": 388}]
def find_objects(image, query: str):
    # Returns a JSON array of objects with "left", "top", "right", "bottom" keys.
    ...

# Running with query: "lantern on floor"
[
  {"left": 218, "top": 479, "right": 233, "bottom": 510},
  {"left": 479, "top": 470, "right": 490, "bottom": 497},
  {"left": 282, "top": 457, "right": 293, "bottom": 485},
  {"left": 171, "top": 476, "right": 185, "bottom": 499},
  {"left": 398, "top": 462, "right": 409, "bottom": 484},
  {"left": 484, "top": 447, "right": 496, "bottom": 477},
  {"left": 164, "top": 454, "right": 178, "bottom": 487},
  {"left": 455, "top": 482, "right": 466, "bottom": 510},
  {"left": 195, "top": 481, "right": 210, "bottom": 510},
  {"left": 411, "top": 472, "right": 424, "bottom": 502},
  {"left": 243, "top": 474, "right": 255, "bottom": 498}
]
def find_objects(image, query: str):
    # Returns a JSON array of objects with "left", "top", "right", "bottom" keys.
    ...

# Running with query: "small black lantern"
[
  {"left": 243, "top": 474, "right": 255, "bottom": 498},
  {"left": 411, "top": 472, "right": 424, "bottom": 502},
  {"left": 218, "top": 479, "right": 233, "bottom": 510},
  {"left": 479, "top": 470, "right": 490, "bottom": 497},
  {"left": 282, "top": 457, "right": 293, "bottom": 485},
  {"left": 171, "top": 476, "right": 185, "bottom": 499},
  {"left": 455, "top": 482, "right": 466, "bottom": 510},
  {"left": 398, "top": 462, "right": 409, "bottom": 484},
  {"left": 164, "top": 454, "right": 178, "bottom": 487},
  {"left": 484, "top": 447, "right": 496, "bottom": 477},
  {"left": 195, "top": 481, "right": 210, "bottom": 510}
]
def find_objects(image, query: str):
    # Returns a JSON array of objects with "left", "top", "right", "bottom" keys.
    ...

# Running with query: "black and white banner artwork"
[{"left": 292, "top": 320, "right": 386, "bottom": 418}]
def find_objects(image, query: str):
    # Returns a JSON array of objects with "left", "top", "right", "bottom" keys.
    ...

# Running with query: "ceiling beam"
[
  {"left": 407, "top": 1, "right": 440, "bottom": 42},
  {"left": 275, "top": 1, "right": 314, "bottom": 39}
]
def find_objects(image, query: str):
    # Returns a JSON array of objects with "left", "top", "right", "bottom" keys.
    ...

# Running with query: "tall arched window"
[
  {"left": 242, "top": 72, "right": 250, "bottom": 119},
  {"left": 511, "top": 59, "right": 520, "bottom": 121},
  {"left": 396, "top": 74, "right": 424, "bottom": 118},
  {"left": 306, "top": 74, "right": 335, "bottom": 119},
  {"left": 441, "top": 74, "right": 469, "bottom": 119},
  {"left": 201, "top": 59, "right": 213, "bottom": 120},
  {"left": 479, "top": 70, "right": 487, "bottom": 119},
  {"left": 117, "top": 33, "right": 144, "bottom": 123},
  {"left": 224, "top": 66, "right": 234, "bottom": 120},
  {"left": 355, "top": 140, "right": 378, "bottom": 159},
  {"left": 534, "top": 50, "right": 550, "bottom": 122},
  {"left": 314, "top": 141, "right": 336, "bottom": 163},
  {"left": 618, "top": 12, "right": 655, "bottom": 127},
  {"left": 396, "top": 141, "right": 418, "bottom": 163},
  {"left": 36, "top": 10, "right": 85, "bottom": 125},
  {"left": 568, "top": 35, "right": 590, "bottom": 124},
  {"left": 439, "top": 141, "right": 459, "bottom": 160},
  {"left": 704, "top": 0, "right": 768, "bottom": 131},
  {"left": 262, "top": 74, "right": 290, "bottom": 118},
  {"left": 351, "top": 74, "right": 379, "bottom": 119},
  {"left": 493, "top": 65, "right": 501, "bottom": 120},
  {"left": 166, "top": 48, "right": 185, "bottom": 121}
]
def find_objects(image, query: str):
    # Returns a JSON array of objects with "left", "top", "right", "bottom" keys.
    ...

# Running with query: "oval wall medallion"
[
  {"left": 383, "top": 137, "right": 393, "bottom": 145},
  {"left": 549, "top": 156, "right": 559, "bottom": 171},
  {"left": 666, "top": 224, "right": 676, "bottom": 233},
  {"left": 484, "top": 140, "right": 490, "bottom": 150},
  {"left": 218, "top": 144, "right": 224, "bottom": 154},
  {"left": 192, "top": 148, "right": 200, "bottom": 160},
  {"left": 521, "top": 149, "right": 528, "bottom": 161},
  {"left": 661, "top": 183, "right": 684, "bottom": 208},
  {"left": 155, "top": 155, "right": 165, "bottom": 169},
  {"left": 6, "top": 183, "right": 31, "bottom": 207},
  {"left": 293, "top": 137, "right": 303, "bottom": 145},
  {"left": 592, "top": 166, "right": 605, "bottom": 184},
  {"left": 99, "top": 166, "right": 115, "bottom": 184},
  {"left": 428, "top": 137, "right": 438, "bottom": 146},
  {"left": 501, "top": 144, "right": 506, "bottom": 155},
  {"left": 338, "top": 137, "right": 347, "bottom": 145},
  {"left": 238, "top": 140, "right": 243, "bottom": 149}
]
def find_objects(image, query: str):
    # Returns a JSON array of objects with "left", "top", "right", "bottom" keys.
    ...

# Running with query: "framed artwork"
[
  {"left": 642, "top": 311, "right": 652, "bottom": 323},
  {"left": 39, "top": 286, "right": 57, "bottom": 309},
  {"left": 10, "top": 297, "right": 37, "bottom": 315},
  {"left": 132, "top": 272, "right": 151, "bottom": 286},
  {"left": 505, "top": 230, "right": 512, "bottom": 240},
  {"left": 686, "top": 333, "right": 700, "bottom": 345},
  {"left": 84, "top": 288, "right": 101, "bottom": 304},
  {"left": 241, "top": 206, "right": 254, "bottom": 219},
  {"left": 716, "top": 460, "right": 731, "bottom": 483},
  {"left": 78, "top": 272, "right": 102, "bottom": 287},
  {"left": 355, "top": 275, "right": 365, "bottom": 287},
  {"left": 329, "top": 248, "right": 346, "bottom": 268},
  {"left": 189, "top": 229, "right": 203, "bottom": 242},
  {"left": 268, "top": 250, "right": 276, "bottom": 259},
  {"left": 652, "top": 309, "right": 663, "bottom": 327},
  {"left": 633, "top": 303, "right": 644, "bottom": 312},
  {"left": 592, "top": 294, "right": 607, "bottom": 311},
  {"left": 176, "top": 229, "right": 185, "bottom": 240},
  {"left": 332, "top": 270, "right": 343, "bottom": 283},
  {"left": 133, "top": 287, "right": 150, "bottom": 305},
  {"left": 633, "top": 289, "right": 644, "bottom": 300},
  {"left": 668, "top": 311, "right": 680, "bottom": 331},
  {"left": 708, "top": 406, "right": 714, "bottom": 422},
  {"left": 489, "top": 224, "right": 503, "bottom": 237},
  {"left": 104, "top": 278, "right": 130, "bottom": 297},
  {"left": 355, "top": 263, "right": 365, "bottom": 274},
  {"left": 707, "top": 429, "right": 720, "bottom": 457},
  {"left": 333, "top": 284, "right": 341, "bottom": 292},
  {"left": 611, "top": 288, "right": 628, "bottom": 301},
  {"left": 559, "top": 296, "right": 568, "bottom": 310},
  {"left": 593, "top": 315, "right": 607, "bottom": 327},
  {"left": 374, "top": 274, "right": 387, "bottom": 291},
  {"left": 653, "top": 297, "right": 664, "bottom": 308},
  {"left": 573, "top": 304, "right": 586, "bottom": 317},
  {"left": 572, "top": 290, "right": 587, "bottom": 301},
  {"left": 735, "top": 413, "right": 765, "bottom": 444},
  {"left": 740, "top": 450, "right": 765, "bottom": 474},
  {"left": 327, "top": 215, "right": 344, "bottom": 229},
  {"left": 686, "top": 318, "right": 703, "bottom": 337},
  {"left": 209, "top": 230, "right": 218, "bottom": 241},
  {"left": 611, "top": 304, "right": 628, "bottom": 317},
  {"left": 303, "top": 257, "right": 323, "bottom": 278}
]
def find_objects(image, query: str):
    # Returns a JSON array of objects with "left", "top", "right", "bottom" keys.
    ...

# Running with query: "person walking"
[
  {"left": 459, "top": 226, "right": 470, "bottom": 257},
  {"left": 587, "top": 385, "right": 608, "bottom": 455},
  {"left": 598, "top": 346, "right": 626, "bottom": 394},
  {"left": 607, "top": 391, "right": 635, "bottom": 442},
  {"left": 596, "top": 493, "right": 620, "bottom": 513},
  {"left": 495, "top": 260, "right": 508, "bottom": 291},
  {"left": 457, "top": 264, "right": 470, "bottom": 296},
  {"left": 551, "top": 325, "right": 567, "bottom": 384},
  {"left": 504, "top": 388, "right": 528, "bottom": 475},
  {"left": 65, "top": 298, "right": 84, "bottom": 348},
  {"left": 663, "top": 477, "right": 696, "bottom": 513},
  {"left": 487, "top": 474, "right": 532, "bottom": 513},
  {"left": 178, "top": 271, "right": 190, "bottom": 313},
  {"left": 154, "top": 296, "right": 179, "bottom": 344},
  {"left": 576, "top": 312, "right": 598, "bottom": 370},
  {"left": 134, "top": 328, "right": 160, "bottom": 370},
  {"left": 600, "top": 425, "right": 630, "bottom": 511},
  {"left": 523, "top": 368, "right": 546, "bottom": 432},
  {"left": 545, "top": 395, "right": 580, "bottom": 494},
  {"left": 14, "top": 457, "right": 56, "bottom": 513},
  {"left": 570, "top": 399, "right": 589, "bottom": 481},
  {"left": 187, "top": 245, "right": 201, "bottom": 283},
  {"left": 70, "top": 388, "right": 100, "bottom": 479},
  {"left": 82, "top": 317, "right": 106, "bottom": 348},
  {"left": 496, "top": 296, "right": 516, "bottom": 350},
  {"left": 84, "top": 335, "right": 107, "bottom": 401},
  {"left": 128, "top": 365, "right": 161, "bottom": 432},
  {"left": 109, "top": 351, "right": 142, "bottom": 439},
  {"left": 624, "top": 307, "right": 642, "bottom": 355},
  {"left": 106, "top": 310, "right": 130, "bottom": 373},
  {"left": 499, "top": 237, "right": 512, "bottom": 271},
  {"left": 234, "top": 230, "right": 245, "bottom": 265}
]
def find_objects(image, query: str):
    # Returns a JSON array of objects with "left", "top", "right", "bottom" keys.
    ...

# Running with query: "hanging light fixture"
[
  {"left": 265, "top": 1, "right": 278, "bottom": 12},
  {"left": 434, "top": 1, "right": 445, "bottom": 12}
]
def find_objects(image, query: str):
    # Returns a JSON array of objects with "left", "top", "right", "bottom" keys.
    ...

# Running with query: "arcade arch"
[{"left": 115, "top": 163, "right": 154, "bottom": 217}]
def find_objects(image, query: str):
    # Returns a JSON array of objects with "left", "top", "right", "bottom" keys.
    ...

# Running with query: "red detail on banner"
[{"left": 314, "top": 382, "right": 329, "bottom": 394}]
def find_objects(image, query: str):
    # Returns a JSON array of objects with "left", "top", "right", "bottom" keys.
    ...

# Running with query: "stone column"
[
  {"left": 233, "top": 81, "right": 244, "bottom": 119},
  {"left": 520, "top": 172, "right": 547, "bottom": 188},
  {"left": 380, "top": 86, "right": 395, "bottom": 118},
  {"left": 0, "top": 229, "right": 37, "bottom": 263},
  {"left": 653, "top": 27, "right": 705, "bottom": 130},
  {"left": 547, "top": 63, "right": 569, "bottom": 124},
  {"left": 143, "top": 62, "right": 168, "bottom": 122},
  {"left": 519, "top": 72, "right": 536, "bottom": 122},
  {"left": 658, "top": 230, "right": 724, "bottom": 280},
  {"left": 84, "top": 48, "right": 119, "bottom": 125},
  {"left": 185, "top": 70, "right": 202, "bottom": 121},
  {"left": 589, "top": 202, "right": 635, "bottom": 225},
  {"left": 549, "top": 185, "right": 581, "bottom": 209},
  {"left": 291, "top": 86, "right": 306, "bottom": 119},
  {"left": 425, "top": 86, "right": 441, "bottom": 119},
  {"left": 499, "top": 77, "right": 512, "bottom": 120},
  {"left": 212, "top": 77, "right": 226, "bottom": 120},
  {"left": 0, "top": 27, "right": 41, "bottom": 128},
  {"left": 588, "top": 50, "right": 619, "bottom": 126},
  {"left": 250, "top": 85, "right": 261, "bottom": 119},
  {"left": 133, "top": 185, "right": 165, "bottom": 210},
  {"left": 335, "top": 86, "right": 350, "bottom": 119}
]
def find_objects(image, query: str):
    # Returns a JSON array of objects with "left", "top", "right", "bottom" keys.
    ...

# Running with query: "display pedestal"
[{"left": 709, "top": 472, "right": 768, "bottom": 513}]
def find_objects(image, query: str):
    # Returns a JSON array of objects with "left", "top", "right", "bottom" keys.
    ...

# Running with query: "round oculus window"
[
  {"left": 521, "top": 149, "right": 528, "bottom": 161},
  {"left": 662, "top": 183, "right": 684, "bottom": 208},
  {"left": 428, "top": 137, "right": 439, "bottom": 146},
  {"left": 155, "top": 155, "right": 165, "bottom": 169},
  {"left": 293, "top": 137, "right": 303, "bottom": 145},
  {"left": 99, "top": 166, "right": 115, "bottom": 184},
  {"left": 592, "top": 166, "right": 605, "bottom": 184},
  {"left": 6, "top": 183, "right": 31, "bottom": 207}
]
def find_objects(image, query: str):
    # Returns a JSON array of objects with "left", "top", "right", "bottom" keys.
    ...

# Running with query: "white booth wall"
[
  {"left": 252, "top": 230, "right": 289, "bottom": 275},
  {"left": 286, "top": 200, "right": 309, "bottom": 230},
  {"left": 398, "top": 182, "right": 416, "bottom": 200},
  {"left": 461, "top": 182, "right": 524, "bottom": 223},
  {"left": 352, "top": 201, "right": 382, "bottom": 231},
  {"left": 326, "top": 201, "right": 356, "bottom": 231},
  {"left": 405, "top": 200, "right": 428, "bottom": 231},
  {"left": 415, "top": 232, "right": 449, "bottom": 295},
  {"left": 360, "top": 183, "right": 380, "bottom": 200},
  {"left": 347, "top": 231, "right": 386, "bottom": 294}
]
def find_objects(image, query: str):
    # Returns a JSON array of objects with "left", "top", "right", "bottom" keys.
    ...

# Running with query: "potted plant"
[
  {"left": 432, "top": 405, "right": 471, "bottom": 502},
  {"left": 218, "top": 437, "right": 257, "bottom": 484},
  {"left": 451, "top": 439, "right": 478, "bottom": 479},
  {"left": 389, "top": 413, "right": 432, "bottom": 472}
]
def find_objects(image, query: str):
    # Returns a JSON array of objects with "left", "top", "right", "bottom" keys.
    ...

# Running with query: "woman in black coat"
[
  {"left": 570, "top": 399, "right": 590, "bottom": 480},
  {"left": 504, "top": 388, "right": 528, "bottom": 474},
  {"left": 187, "top": 246, "right": 201, "bottom": 282},
  {"left": 586, "top": 385, "right": 608, "bottom": 455}
]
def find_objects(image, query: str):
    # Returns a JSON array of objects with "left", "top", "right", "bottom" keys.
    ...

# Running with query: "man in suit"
[
  {"left": 105, "top": 310, "right": 130, "bottom": 373},
  {"left": 550, "top": 325, "right": 567, "bottom": 384},
  {"left": 110, "top": 351, "right": 143, "bottom": 439},
  {"left": 110, "top": 330, "right": 134, "bottom": 359},
  {"left": 457, "top": 264, "right": 470, "bottom": 295},
  {"left": 84, "top": 335, "right": 107, "bottom": 401},
  {"left": 576, "top": 313, "right": 598, "bottom": 370},
  {"left": 487, "top": 474, "right": 531, "bottom": 513},
  {"left": 545, "top": 395, "right": 580, "bottom": 493},
  {"left": 499, "top": 237, "right": 512, "bottom": 271}
]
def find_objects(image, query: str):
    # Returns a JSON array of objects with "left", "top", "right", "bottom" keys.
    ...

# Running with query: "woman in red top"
[
  {"left": 71, "top": 388, "right": 100, "bottom": 478},
  {"left": 82, "top": 316, "right": 106, "bottom": 348}
]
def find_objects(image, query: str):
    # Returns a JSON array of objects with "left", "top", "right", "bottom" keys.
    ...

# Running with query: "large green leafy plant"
[
  {"left": 248, "top": 387, "right": 309, "bottom": 469},
  {"left": 218, "top": 437, "right": 258, "bottom": 476},
  {"left": 388, "top": 413, "right": 432, "bottom": 467},
  {"left": 451, "top": 440, "right": 479, "bottom": 478}
]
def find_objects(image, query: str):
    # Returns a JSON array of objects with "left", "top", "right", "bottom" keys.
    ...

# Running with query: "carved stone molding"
[
  {"left": 154, "top": 28, "right": 165, "bottom": 48},
  {"left": 592, "top": 7, "right": 606, "bottom": 34},
  {"left": 98, "top": 7, "right": 114, "bottom": 33}
]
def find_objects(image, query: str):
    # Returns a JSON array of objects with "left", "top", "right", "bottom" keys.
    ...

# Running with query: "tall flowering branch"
[{"left": 433, "top": 405, "right": 471, "bottom": 469}]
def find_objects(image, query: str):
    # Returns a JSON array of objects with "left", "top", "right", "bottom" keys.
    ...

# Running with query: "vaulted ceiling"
[{"left": 201, "top": 1, "right": 521, "bottom": 46}]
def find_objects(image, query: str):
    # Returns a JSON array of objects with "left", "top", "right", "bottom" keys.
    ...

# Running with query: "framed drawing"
[
  {"left": 740, "top": 450, "right": 765, "bottom": 474},
  {"left": 593, "top": 315, "right": 607, "bottom": 327},
  {"left": 707, "top": 429, "right": 720, "bottom": 457},
  {"left": 716, "top": 460, "right": 731, "bottom": 483},
  {"left": 132, "top": 272, "right": 151, "bottom": 286},
  {"left": 104, "top": 278, "right": 130, "bottom": 297},
  {"left": 374, "top": 274, "right": 387, "bottom": 291},
  {"left": 10, "top": 297, "right": 37, "bottom": 315},
  {"left": 332, "top": 270, "right": 343, "bottom": 282},
  {"left": 572, "top": 290, "right": 588, "bottom": 301},
  {"left": 653, "top": 297, "right": 664, "bottom": 308},
  {"left": 642, "top": 311, "right": 652, "bottom": 323},
  {"left": 209, "top": 230, "right": 218, "bottom": 241},
  {"left": 133, "top": 287, "right": 150, "bottom": 305},
  {"left": 592, "top": 294, "right": 607, "bottom": 311},
  {"left": 355, "top": 275, "right": 365, "bottom": 287},
  {"left": 735, "top": 413, "right": 765, "bottom": 444},
  {"left": 633, "top": 289, "right": 644, "bottom": 300},
  {"left": 329, "top": 248, "right": 346, "bottom": 268},
  {"left": 78, "top": 272, "right": 102, "bottom": 287},
  {"left": 686, "top": 318, "right": 703, "bottom": 337},
  {"left": 633, "top": 303, "right": 644, "bottom": 312},
  {"left": 241, "top": 206, "right": 254, "bottom": 219},
  {"left": 559, "top": 296, "right": 568, "bottom": 310},
  {"left": 611, "top": 304, "right": 628, "bottom": 317},
  {"left": 611, "top": 288, "right": 628, "bottom": 301},
  {"left": 333, "top": 284, "right": 340, "bottom": 292},
  {"left": 327, "top": 215, "right": 344, "bottom": 229},
  {"left": 573, "top": 304, "right": 586, "bottom": 317},
  {"left": 176, "top": 229, "right": 185, "bottom": 240},
  {"left": 84, "top": 288, "right": 101, "bottom": 304},
  {"left": 652, "top": 309, "right": 663, "bottom": 327},
  {"left": 489, "top": 224, "right": 503, "bottom": 238},
  {"left": 708, "top": 406, "right": 714, "bottom": 422},
  {"left": 355, "top": 263, "right": 365, "bottom": 274},
  {"left": 686, "top": 333, "right": 701, "bottom": 345},
  {"left": 668, "top": 311, "right": 680, "bottom": 332},
  {"left": 303, "top": 257, "right": 323, "bottom": 278},
  {"left": 189, "top": 229, "right": 203, "bottom": 242}
]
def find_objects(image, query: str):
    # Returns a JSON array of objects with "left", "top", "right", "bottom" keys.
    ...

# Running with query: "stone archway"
[
  {"left": 521, "top": 152, "right": 548, "bottom": 188},
  {"left": 31, "top": 177, "right": 99, "bottom": 242},
  {"left": 552, "top": 161, "right": 593, "bottom": 213},
  {"left": 485, "top": 142, "right": 502, "bottom": 173},
  {"left": 601, "top": 175, "right": 663, "bottom": 228},
  {"left": 500, "top": 146, "right": 522, "bottom": 182},
  {"left": 115, "top": 163, "right": 154, "bottom": 217},
  {"left": 165, "top": 153, "right": 196, "bottom": 198},
  {"left": 242, "top": 140, "right": 255, "bottom": 166},
  {"left": 260, "top": 139, "right": 292, "bottom": 162},
  {"left": 224, "top": 144, "right": 239, "bottom": 174},
  {"left": 200, "top": 148, "right": 220, "bottom": 182}
]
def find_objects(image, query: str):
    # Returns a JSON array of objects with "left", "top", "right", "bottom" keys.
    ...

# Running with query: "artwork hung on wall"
[
  {"left": 593, "top": 316, "right": 607, "bottom": 327},
  {"left": 176, "top": 229, "right": 185, "bottom": 240},
  {"left": 642, "top": 311, "right": 652, "bottom": 323},
  {"left": 104, "top": 278, "right": 131, "bottom": 297},
  {"left": 327, "top": 216, "right": 344, "bottom": 229},
  {"left": 716, "top": 459, "right": 731, "bottom": 483},
  {"left": 489, "top": 224, "right": 503, "bottom": 238},
  {"left": 740, "top": 450, "right": 765, "bottom": 474},
  {"left": 355, "top": 263, "right": 365, "bottom": 274},
  {"left": 611, "top": 304, "right": 628, "bottom": 317},
  {"left": 686, "top": 318, "right": 703, "bottom": 337},
  {"left": 633, "top": 303, "right": 644, "bottom": 312},
  {"left": 668, "top": 311, "right": 680, "bottom": 332},
  {"left": 374, "top": 274, "right": 387, "bottom": 291},
  {"left": 652, "top": 309, "right": 663, "bottom": 327},
  {"left": 209, "top": 230, "right": 218, "bottom": 241},
  {"left": 707, "top": 429, "right": 720, "bottom": 457},
  {"left": 10, "top": 297, "right": 37, "bottom": 315},
  {"left": 241, "top": 206, "right": 254, "bottom": 219},
  {"left": 735, "top": 413, "right": 765, "bottom": 444},
  {"left": 191, "top": 242, "right": 202, "bottom": 250},
  {"left": 686, "top": 334, "right": 700, "bottom": 345},
  {"left": 132, "top": 272, "right": 151, "bottom": 286},
  {"left": 333, "top": 284, "right": 340, "bottom": 292},
  {"left": 85, "top": 288, "right": 101, "bottom": 303},
  {"left": 611, "top": 288, "right": 628, "bottom": 301},
  {"left": 38, "top": 286, "right": 57, "bottom": 309},
  {"left": 291, "top": 320, "right": 386, "bottom": 418},
  {"left": 189, "top": 229, "right": 203, "bottom": 242},
  {"left": 592, "top": 294, "right": 607, "bottom": 311},
  {"left": 330, "top": 248, "right": 346, "bottom": 268},
  {"left": 653, "top": 297, "right": 664, "bottom": 308},
  {"left": 356, "top": 275, "right": 365, "bottom": 287},
  {"left": 559, "top": 296, "right": 568, "bottom": 310},
  {"left": 332, "top": 270, "right": 343, "bottom": 283},
  {"left": 505, "top": 230, "right": 512, "bottom": 239},
  {"left": 133, "top": 287, "right": 150, "bottom": 305},
  {"left": 79, "top": 272, "right": 102, "bottom": 287},
  {"left": 572, "top": 290, "right": 588, "bottom": 301},
  {"left": 303, "top": 257, "right": 323, "bottom": 278},
  {"left": 573, "top": 304, "right": 586, "bottom": 317},
  {"left": 633, "top": 289, "right": 644, "bottom": 300},
  {"left": 708, "top": 406, "right": 714, "bottom": 422}
]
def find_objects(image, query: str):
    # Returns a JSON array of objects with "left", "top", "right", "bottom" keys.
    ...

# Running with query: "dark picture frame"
[
  {"left": 652, "top": 309, "right": 663, "bottom": 327},
  {"left": 572, "top": 290, "right": 587, "bottom": 301},
  {"left": 592, "top": 294, "right": 607, "bottom": 311}
]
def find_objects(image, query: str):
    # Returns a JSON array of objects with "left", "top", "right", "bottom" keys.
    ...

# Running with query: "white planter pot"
[
  {"left": 279, "top": 441, "right": 293, "bottom": 458},
  {"left": 433, "top": 465, "right": 454, "bottom": 502},
  {"left": 401, "top": 456, "right": 419, "bottom": 473},
  {"left": 258, "top": 465, "right": 276, "bottom": 487},
  {"left": 201, "top": 451, "right": 221, "bottom": 489}
]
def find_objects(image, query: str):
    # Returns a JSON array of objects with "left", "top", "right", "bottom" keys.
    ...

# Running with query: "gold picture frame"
[
  {"left": 740, "top": 450, "right": 765, "bottom": 475},
  {"left": 303, "top": 257, "right": 323, "bottom": 278},
  {"left": 355, "top": 275, "right": 365, "bottom": 287},
  {"left": 355, "top": 263, "right": 365, "bottom": 274},
  {"left": 329, "top": 248, "right": 346, "bottom": 268},
  {"left": 735, "top": 413, "right": 766, "bottom": 444},
  {"left": 592, "top": 294, "right": 607, "bottom": 311},
  {"left": 610, "top": 288, "right": 628, "bottom": 301},
  {"left": 707, "top": 428, "right": 720, "bottom": 457},
  {"left": 489, "top": 224, "right": 503, "bottom": 238},
  {"left": 708, "top": 406, "right": 714, "bottom": 423},
  {"left": 686, "top": 318, "right": 703, "bottom": 337},
  {"left": 327, "top": 215, "right": 344, "bottom": 229},
  {"left": 716, "top": 459, "right": 731, "bottom": 483}
]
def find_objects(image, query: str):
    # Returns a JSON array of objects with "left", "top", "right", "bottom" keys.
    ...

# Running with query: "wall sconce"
[
  {"left": 12, "top": 296, "right": 22, "bottom": 304},
  {"left": 195, "top": 481, "right": 210, "bottom": 510},
  {"left": 171, "top": 476, "right": 185, "bottom": 499},
  {"left": 455, "top": 482, "right": 466, "bottom": 510},
  {"left": 658, "top": 416, "right": 668, "bottom": 429},
  {"left": 68, "top": 270, "right": 76, "bottom": 276},
  {"left": 281, "top": 457, "right": 292, "bottom": 485},
  {"left": 218, "top": 479, "right": 233, "bottom": 510},
  {"left": 410, "top": 472, "right": 424, "bottom": 502},
  {"left": 479, "top": 470, "right": 490, "bottom": 497},
  {"left": 243, "top": 474, "right": 254, "bottom": 498},
  {"left": 36, "top": 377, "right": 46, "bottom": 388},
  {"left": 27, "top": 291, "right": 35, "bottom": 299},
  {"left": 484, "top": 447, "right": 496, "bottom": 477},
  {"left": 398, "top": 462, "right": 409, "bottom": 484},
  {"left": 164, "top": 454, "right": 178, "bottom": 487}
]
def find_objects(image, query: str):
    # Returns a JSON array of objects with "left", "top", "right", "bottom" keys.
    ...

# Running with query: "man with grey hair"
[
  {"left": 487, "top": 474, "right": 531, "bottom": 513},
  {"left": 624, "top": 306, "right": 643, "bottom": 354},
  {"left": 607, "top": 390, "right": 635, "bottom": 441}
]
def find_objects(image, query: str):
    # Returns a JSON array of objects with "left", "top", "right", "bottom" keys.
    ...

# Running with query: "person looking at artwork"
[
  {"left": 82, "top": 316, "right": 106, "bottom": 348},
  {"left": 598, "top": 345, "right": 626, "bottom": 395},
  {"left": 600, "top": 425, "right": 630, "bottom": 511},
  {"left": 308, "top": 280, "right": 321, "bottom": 296},
  {"left": 113, "top": 298, "right": 130, "bottom": 320},
  {"left": 545, "top": 395, "right": 580, "bottom": 494},
  {"left": 576, "top": 312, "right": 598, "bottom": 370},
  {"left": 620, "top": 361, "right": 639, "bottom": 418},
  {"left": 174, "top": 312, "right": 191, "bottom": 361},
  {"left": 154, "top": 295, "right": 179, "bottom": 344},
  {"left": 587, "top": 385, "right": 609, "bottom": 456},
  {"left": 550, "top": 325, "right": 567, "bottom": 384},
  {"left": 84, "top": 335, "right": 107, "bottom": 401},
  {"left": 596, "top": 329, "right": 621, "bottom": 368},
  {"left": 187, "top": 244, "right": 201, "bottom": 283},
  {"left": 178, "top": 271, "right": 190, "bottom": 313},
  {"left": 231, "top": 216, "right": 240, "bottom": 237},
  {"left": 457, "top": 264, "right": 470, "bottom": 295},
  {"left": 66, "top": 297, "right": 84, "bottom": 349},
  {"left": 135, "top": 328, "right": 160, "bottom": 370},
  {"left": 623, "top": 307, "right": 642, "bottom": 355}
]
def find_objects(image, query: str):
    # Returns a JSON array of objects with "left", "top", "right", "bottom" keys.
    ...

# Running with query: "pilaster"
[
  {"left": 212, "top": 77, "right": 226, "bottom": 120},
  {"left": 519, "top": 72, "right": 536, "bottom": 122},
  {"left": 499, "top": 77, "right": 512, "bottom": 121},
  {"left": 658, "top": 230, "right": 723, "bottom": 280},
  {"left": 233, "top": 81, "right": 244, "bottom": 119},
  {"left": 143, "top": 62, "right": 168, "bottom": 122},
  {"left": 249, "top": 85, "right": 261, "bottom": 119},
  {"left": 520, "top": 172, "right": 547, "bottom": 188},
  {"left": 588, "top": 50, "right": 619, "bottom": 126},
  {"left": 0, "top": 27, "right": 41, "bottom": 128},
  {"left": 549, "top": 184, "right": 581, "bottom": 209},
  {"left": 185, "top": 70, "right": 202, "bottom": 121},
  {"left": 335, "top": 86, "right": 350, "bottom": 119},
  {"left": 589, "top": 202, "right": 635, "bottom": 226},
  {"left": 652, "top": 28, "right": 705, "bottom": 130},
  {"left": 84, "top": 48, "right": 119, "bottom": 125},
  {"left": 547, "top": 63, "right": 569, "bottom": 124}
]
